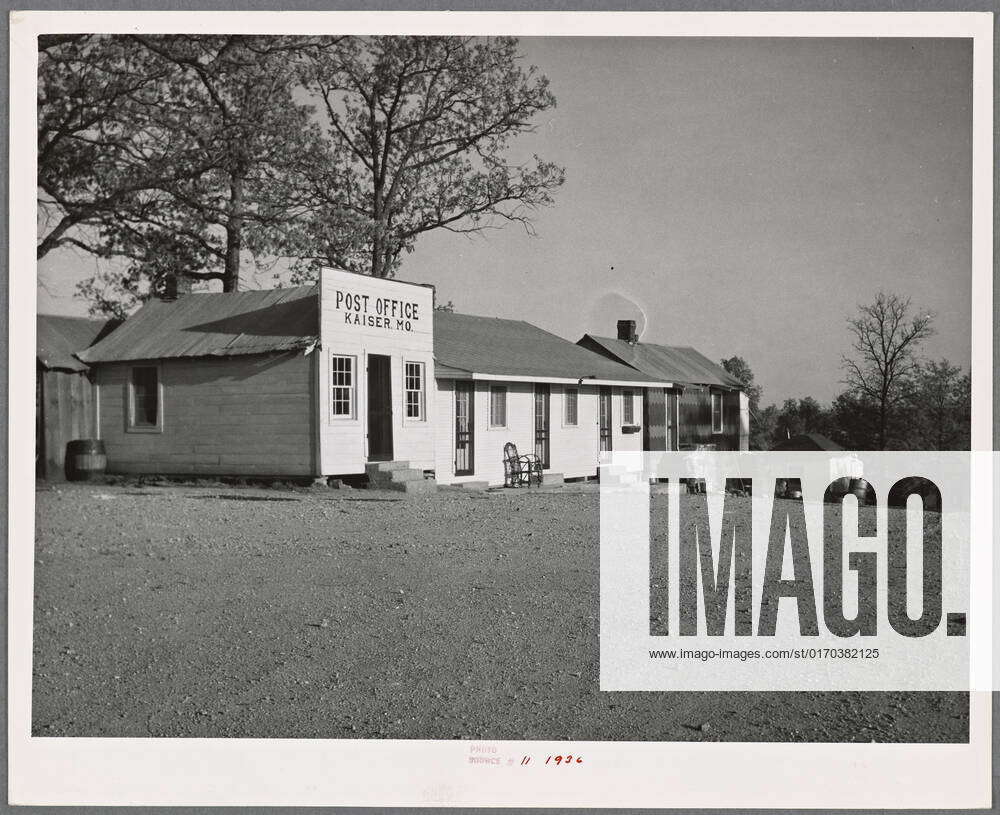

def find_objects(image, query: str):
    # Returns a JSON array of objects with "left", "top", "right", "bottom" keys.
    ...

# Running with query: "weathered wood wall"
[
  {"left": 95, "top": 352, "right": 315, "bottom": 476},
  {"left": 677, "top": 385, "right": 741, "bottom": 450},
  {"left": 37, "top": 364, "right": 97, "bottom": 478}
]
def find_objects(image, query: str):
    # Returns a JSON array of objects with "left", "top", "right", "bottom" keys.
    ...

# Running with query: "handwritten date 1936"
[{"left": 545, "top": 755, "right": 583, "bottom": 765}]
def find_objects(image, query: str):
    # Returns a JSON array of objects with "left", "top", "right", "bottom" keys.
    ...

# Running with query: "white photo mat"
[{"left": 9, "top": 9, "right": 994, "bottom": 808}]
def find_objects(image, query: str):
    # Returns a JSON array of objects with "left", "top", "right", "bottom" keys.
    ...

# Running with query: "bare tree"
[{"left": 841, "top": 292, "right": 934, "bottom": 449}]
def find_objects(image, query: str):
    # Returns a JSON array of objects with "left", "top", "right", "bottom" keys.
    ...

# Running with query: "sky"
[{"left": 37, "top": 37, "right": 973, "bottom": 405}]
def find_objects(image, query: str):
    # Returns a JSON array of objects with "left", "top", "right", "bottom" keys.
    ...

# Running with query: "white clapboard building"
[{"left": 70, "top": 267, "right": 746, "bottom": 488}]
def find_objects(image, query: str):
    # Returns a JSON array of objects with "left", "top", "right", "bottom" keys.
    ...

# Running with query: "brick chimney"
[
  {"left": 617, "top": 319, "right": 638, "bottom": 345},
  {"left": 160, "top": 273, "right": 193, "bottom": 300}
]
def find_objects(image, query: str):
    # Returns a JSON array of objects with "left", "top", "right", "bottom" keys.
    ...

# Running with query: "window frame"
[
  {"left": 126, "top": 364, "right": 163, "bottom": 434},
  {"left": 488, "top": 384, "right": 508, "bottom": 429},
  {"left": 403, "top": 360, "right": 426, "bottom": 422},
  {"left": 329, "top": 354, "right": 357, "bottom": 421},
  {"left": 711, "top": 391, "right": 724, "bottom": 434},
  {"left": 563, "top": 386, "right": 579, "bottom": 427},
  {"left": 622, "top": 388, "right": 636, "bottom": 425}
]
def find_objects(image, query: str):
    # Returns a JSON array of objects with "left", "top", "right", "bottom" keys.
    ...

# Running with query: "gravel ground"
[{"left": 32, "top": 482, "right": 968, "bottom": 741}]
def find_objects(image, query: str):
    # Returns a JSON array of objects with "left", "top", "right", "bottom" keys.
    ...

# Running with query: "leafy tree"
[
  {"left": 41, "top": 35, "right": 563, "bottom": 314},
  {"left": 719, "top": 356, "right": 761, "bottom": 410},
  {"left": 37, "top": 35, "right": 182, "bottom": 260},
  {"left": 753, "top": 403, "right": 779, "bottom": 451},
  {"left": 771, "top": 396, "right": 831, "bottom": 446},
  {"left": 40, "top": 34, "right": 334, "bottom": 313},
  {"left": 902, "top": 359, "right": 971, "bottom": 450},
  {"left": 827, "top": 391, "right": 880, "bottom": 450},
  {"left": 720, "top": 355, "right": 767, "bottom": 448},
  {"left": 290, "top": 36, "right": 565, "bottom": 280},
  {"left": 841, "top": 292, "right": 934, "bottom": 449}
]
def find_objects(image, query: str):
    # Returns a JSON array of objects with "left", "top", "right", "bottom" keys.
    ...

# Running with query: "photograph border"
[{"left": 8, "top": 7, "right": 995, "bottom": 809}]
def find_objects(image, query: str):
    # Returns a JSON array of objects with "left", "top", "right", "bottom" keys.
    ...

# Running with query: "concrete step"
[
  {"left": 385, "top": 477, "right": 438, "bottom": 495},
  {"left": 456, "top": 480, "right": 489, "bottom": 491},
  {"left": 368, "top": 467, "right": 423, "bottom": 484},
  {"left": 365, "top": 461, "right": 410, "bottom": 476},
  {"left": 542, "top": 472, "right": 564, "bottom": 486}
]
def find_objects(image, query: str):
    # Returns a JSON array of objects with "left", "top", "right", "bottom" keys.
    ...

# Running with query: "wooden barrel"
[{"left": 65, "top": 439, "right": 107, "bottom": 481}]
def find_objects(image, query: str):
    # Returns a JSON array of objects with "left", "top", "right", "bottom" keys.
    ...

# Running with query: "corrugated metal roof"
[
  {"left": 77, "top": 286, "right": 319, "bottom": 363},
  {"left": 433, "top": 312, "right": 667, "bottom": 384},
  {"left": 579, "top": 335, "right": 743, "bottom": 389},
  {"left": 74, "top": 284, "right": 718, "bottom": 389},
  {"left": 37, "top": 314, "right": 120, "bottom": 371}
]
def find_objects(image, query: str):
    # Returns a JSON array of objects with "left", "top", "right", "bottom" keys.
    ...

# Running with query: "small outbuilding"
[
  {"left": 770, "top": 433, "right": 844, "bottom": 452},
  {"left": 36, "top": 314, "right": 119, "bottom": 478}
]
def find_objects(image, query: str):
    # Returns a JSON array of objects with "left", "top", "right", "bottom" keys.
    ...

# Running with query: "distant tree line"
[
  {"left": 722, "top": 292, "right": 970, "bottom": 451},
  {"left": 38, "top": 35, "right": 565, "bottom": 316}
]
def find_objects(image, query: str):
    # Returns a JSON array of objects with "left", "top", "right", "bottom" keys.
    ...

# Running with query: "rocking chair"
[{"left": 503, "top": 442, "right": 543, "bottom": 488}]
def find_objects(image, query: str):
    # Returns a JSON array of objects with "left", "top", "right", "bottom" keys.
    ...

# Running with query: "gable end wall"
[{"left": 94, "top": 352, "right": 315, "bottom": 476}]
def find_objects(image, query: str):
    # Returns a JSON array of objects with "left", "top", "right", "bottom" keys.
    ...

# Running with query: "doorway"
[
  {"left": 455, "top": 381, "right": 474, "bottom": 476},
  {"left": 665, "top": 389, "right": 679, "bottom": 451},
  {"left": 599, "top": 386, "right": 613, "bottom": 452},
  {"left": 534, "top": 384, "right": 550, "bottom": 469},
  {"left": 367, "top": 354, "right": 394, "bottom": 462}
]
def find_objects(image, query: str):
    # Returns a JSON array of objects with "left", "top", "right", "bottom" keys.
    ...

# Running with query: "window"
[
  {"left": 623, "top": 389, "right": 635, "bottom": 424},
  {"left": 128, "top": 366, "right": 160, "bottom": 431},
  {"left": 330, "top": 355, "right": 355, "bottom": 418},
  {"left": 489, "top": 385, "right": 507, "bottom": 428},
  {"left": 404, "top": 361, "right": 425, "bottom": 420},
  {"left": 564, "top": 387, "right": 578, "bottom": 426},
  {"left": 712, "top": 392, "right": 724, "bottom": 433}
]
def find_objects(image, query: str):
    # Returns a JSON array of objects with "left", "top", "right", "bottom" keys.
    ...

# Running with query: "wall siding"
[
  {"left": 95, "top": 352, "right": 314, "bottom": 476},
  {"left": 434, "top": 380, "right": 645, "bottom": 486},
  {"left": 318, "top": 268, "right": 436, "bottom": 475},
  {"left": 677, "top": 385, "right": 741, "bottom": 450}
]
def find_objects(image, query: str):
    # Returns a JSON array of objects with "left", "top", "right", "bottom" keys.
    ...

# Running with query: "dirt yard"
[{"left": 32, "top": 481, "right": 967, "bottom": 741}]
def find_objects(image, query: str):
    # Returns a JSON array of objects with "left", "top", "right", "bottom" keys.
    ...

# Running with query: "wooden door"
[
  {"left": 666, "top": 389, "right": 679, "bottom": 450},
  {"left": 534, "top": 384, "right": 550, "bottom": 469},
  {"left": 599, "top": 386, "right": 613, "bottom": 452},
  {"left": 642, "top": 387, "right": 667, "bottom": 451},
  {"left": 366, "top": 354, "right": 394, "bottom": 462},
  {"left": 455, "top": 381, "right": 474, "bottom": 475}
]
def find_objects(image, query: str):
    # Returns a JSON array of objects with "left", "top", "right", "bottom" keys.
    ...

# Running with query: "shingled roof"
[
  {"left": 37, "top": 314, "right": 120, "bottom": 372},
  {"left": 577, "top": 334, "right": 743, "bottom": 389},
  {"left": 77, "top": 286, "right": 319, "bottom": 364},
  {"left": 433, "top": 312, "right": 670, "bottom": 385}
]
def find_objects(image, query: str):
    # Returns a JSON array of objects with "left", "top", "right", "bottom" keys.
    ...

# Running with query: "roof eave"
[
  {"left": 437, "top": 371, "right": 674, "bottom": 388},
  {"left": 77, "top": 340, "right": 317, "bottom": 365}
]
